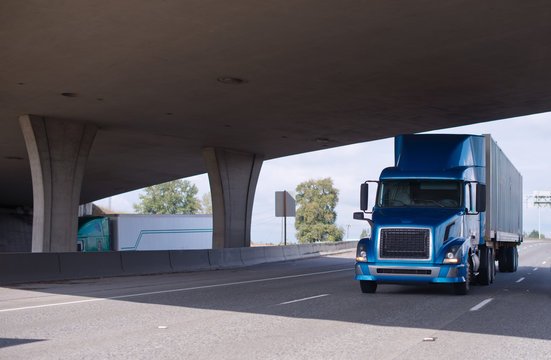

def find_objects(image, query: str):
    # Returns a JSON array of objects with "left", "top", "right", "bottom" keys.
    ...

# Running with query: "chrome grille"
[{"left": 379, "top": 228, "right": 431, "bottom": 260}]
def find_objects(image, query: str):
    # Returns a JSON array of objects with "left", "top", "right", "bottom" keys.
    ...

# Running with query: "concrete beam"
[
  {"left": 19, "top": 115, "right": 97, "bottom": 252},
  {"left": 203, "top": 148, "right": 263, "bottom": 248}
]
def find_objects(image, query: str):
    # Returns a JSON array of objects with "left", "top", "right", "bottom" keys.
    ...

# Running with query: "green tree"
[
  {"left": 133, "top": 179, "right": 201, "bottom": 214},
  {"left": 360, "top": 228, "right": 369, "bottom": 239},
  {"left": 200, "top": 192, "right": 212, "bottom": 214},
  {"left": 295, "top": 178, "right": 344, "bottom": 243},
  {"left": 528, "top": 230, "right": 545, "bottom": 239}
]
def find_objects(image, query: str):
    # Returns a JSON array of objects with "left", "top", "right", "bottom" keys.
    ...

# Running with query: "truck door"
[
  {"left": 77, "top": 217, "right": 111, "bottom": 251},
  {"left": 464, "top": 183, "right": 480, "bottom": 247}
]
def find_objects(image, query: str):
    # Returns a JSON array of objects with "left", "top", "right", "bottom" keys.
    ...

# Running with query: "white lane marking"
[
  {"left": 533, "top": 268, "right": 539, "bottom": 271},
  {"left": 470, "top": 298, "right": 493, "bottom": 312},
  {"left": 278, "top": 294, "right": 329, "bottom": 305},
  {"left": 516, "top": 277, "right": 525, "bottom": 283},
  {"left": 0, "top": 297, "right": 101, "bottom": 312},
  {"left": 0, "top": 268, "right": 350, "bottom": 313}
]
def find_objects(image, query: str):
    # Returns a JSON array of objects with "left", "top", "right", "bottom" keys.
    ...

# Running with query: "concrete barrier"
[
  {"left": 263, "top": 246, "right": 285, "bottom": 262},
  {"left": 338, "top": 242, "right": 349, "bottom": 250},
  {"left": 209, "top": 248, "right": 243, "bottom": 269},
  {"left": 120, "top": 251, "right": 172, "bottom": 275},
  {"left": 319, "top": 243, "right": 332, "bottom": 253},
  {"left": 59, "top": 252, "right": 122, "bottom": 279},
  {"left": 240, "top": 247, "right": 267, "bottom": 266},
  {"left": 170, "top": 249, "right": 211, "bottom": 272},
  {"left": 0, "top": 241, "right": 358, "bottom": 285},
  {"left": 343, "top": 241, "right": 358, "bottom": 250},
  {"left": 298, "top": 244, "right": 319, "bottom": 258},
  {"left": 0, "top": 253, "right": 61, "bottom": 285},
  {"left": 318, "top": 241, "right": 357, "bottom": 254},
  {"left": 282, "top": 245, "right": 301, "bottom": 260}
]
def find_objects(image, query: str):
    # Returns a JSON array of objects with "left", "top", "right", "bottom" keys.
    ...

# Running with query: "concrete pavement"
[{"left": 1, "top": 241, "right": 550, "bottom": 359}]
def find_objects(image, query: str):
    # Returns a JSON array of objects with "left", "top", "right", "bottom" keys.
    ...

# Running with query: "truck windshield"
[{"left": 377, "top": 180, "right": 462, "bottom": 208}]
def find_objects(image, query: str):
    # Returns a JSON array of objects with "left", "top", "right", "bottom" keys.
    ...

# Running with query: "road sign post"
[
  {"left": 533, "top": 191, "right": 551, "bottom": 239},
  {"left": 275, "top": 191, "right": 296, "bottom": 245}
]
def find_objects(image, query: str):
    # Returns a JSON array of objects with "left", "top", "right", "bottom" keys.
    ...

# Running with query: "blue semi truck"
[{"left": 354, "top": 134, "right": 522, "bottom": 295}]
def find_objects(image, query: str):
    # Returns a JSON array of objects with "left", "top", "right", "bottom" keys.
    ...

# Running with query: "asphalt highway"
[{"left": 1, "top": 241, "right": 550, "bottom": 359}]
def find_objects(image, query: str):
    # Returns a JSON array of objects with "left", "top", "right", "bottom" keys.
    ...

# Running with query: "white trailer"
[{"left": 109, "top": 214, "right": 213, "bottom": 251}]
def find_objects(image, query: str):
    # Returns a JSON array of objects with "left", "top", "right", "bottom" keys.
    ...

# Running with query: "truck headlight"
[
  {"left": 356, "top": 243, "right": 368, "bottom": 262},
  {"left": 443, "top": 245, "right": 461, "bottom": 264}
]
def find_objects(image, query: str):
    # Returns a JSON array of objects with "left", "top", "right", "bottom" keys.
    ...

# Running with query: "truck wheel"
[
  {"left": 501, "top": 246, "right": 518, "bottom": 272},
  {"left": 478, "top": 246, "right": 492, "bottom": 285},
  {"left": 490, "top": 248, "right": 495, "bottom": 283},
  {"left": 497, "top": 248, "right": 509, "bottom": 272},
  {"left": 359, "top": 280, "right": 377, "bottom": 293},
  {"left": 454, "top": 259, "right": 471, "bottom": 295},
  {"left": 511, "top": 246, "right": 518, "bottom": 272}
]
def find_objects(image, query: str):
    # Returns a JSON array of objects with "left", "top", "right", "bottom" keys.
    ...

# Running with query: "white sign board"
[
  {"left": 533, "top": 191, "right": 551, "bottom": 208},
  {"left": 275, "top": 191, "right": 296, "bottom": 217}
]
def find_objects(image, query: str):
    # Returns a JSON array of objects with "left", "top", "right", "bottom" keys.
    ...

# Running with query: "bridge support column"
[
  {"left": 19, "top": 115, "right": 97, "bottom": 252},
  {"left": 203, "top": 148, "right": 263, "bottom": 248}
]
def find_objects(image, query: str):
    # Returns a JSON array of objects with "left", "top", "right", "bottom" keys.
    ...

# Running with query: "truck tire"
[
  {"left": 478, "top": 246, "right": 492, "bottom": 285},
  {"left": 490, "top": 248, "right": 495, "bottom": 283},
  {"left": 500, "top": 246, "right": 519, "bottom": 272},
  {"left": 510, "top": 246, "right": 518, "bottom": 272},
  {"left": 454, "top": 258, "right": 471, "bottom": 295},
  {"left": 497, "top": 248, "right": 509, "bottom": 272},
  {"left": 359, "top": 280, "right": 377, "bottom": 293}
]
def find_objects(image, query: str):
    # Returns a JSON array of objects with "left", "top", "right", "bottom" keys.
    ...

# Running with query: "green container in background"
[{"left": 77, "top": 217, "right": 111, "bottom": 251}]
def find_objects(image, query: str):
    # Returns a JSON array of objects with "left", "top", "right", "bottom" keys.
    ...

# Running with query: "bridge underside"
[{"left": 1, "top": 1, "right": 550, "bottom": 250}]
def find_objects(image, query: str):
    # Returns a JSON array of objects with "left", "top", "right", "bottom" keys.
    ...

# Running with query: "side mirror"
[
  {"left": 354, "top": 211, "right": 374, "bottom": 229},
  {"left": 360, "top": 183, "right": 369, "bottom": 211},
  {"left": 476, "top": 183, "right": 486, "bottom": 212}
]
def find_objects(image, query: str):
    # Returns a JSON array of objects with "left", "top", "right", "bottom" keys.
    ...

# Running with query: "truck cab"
[{"left": 354, "top": 134, "right": 521, "bottom": 295}]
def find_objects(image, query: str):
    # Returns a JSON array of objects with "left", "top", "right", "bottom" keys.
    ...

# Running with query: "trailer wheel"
[
  {"left": 500, "top": 246, "right": 518, "bottom": 272},
  {"left": 490, "top": 248, "right": 495, "bottom": 283},
  {"left": 454, "top": 258, "right": 471, "bottom": 295},
  {"left": 478, "top": 246, "right": 492, "bottom": 285},
  {"left": 359, "top": 280, "right": 377, "bottom": 293},
  {"left": 511, "top": 246, "right": 518, "bottom": 272},
  {"left": 498, "top": 248, "right": 509, "bottom": 272}
]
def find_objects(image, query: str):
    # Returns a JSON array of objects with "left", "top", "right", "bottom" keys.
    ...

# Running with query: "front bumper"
[{"left": 355, "top": 262, "right": 466, "bottom": 284}]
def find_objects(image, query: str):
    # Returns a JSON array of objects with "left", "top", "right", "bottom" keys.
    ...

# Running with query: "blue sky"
[{"left": 96, "top": 112, "right": 551, "bottom": 243}]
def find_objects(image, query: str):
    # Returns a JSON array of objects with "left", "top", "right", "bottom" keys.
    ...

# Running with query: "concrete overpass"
[{"left": 1, "top": 1, "right": 551, "bottom": 252}]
